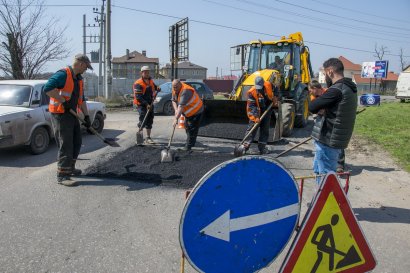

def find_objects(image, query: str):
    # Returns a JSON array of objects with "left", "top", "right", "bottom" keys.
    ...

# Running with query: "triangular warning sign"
[{"left": 280, "top": 173, "right": 376, "bottom": 273}]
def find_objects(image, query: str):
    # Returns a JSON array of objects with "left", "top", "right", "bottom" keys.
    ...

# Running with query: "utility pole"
[
  {"left": 105, "top": 0, "right": 112, "bottom": 98},
  {"left": 83, "top": 15, "right": 86, "bottom": 55},
  {"left": 93, "top": 0, "right": 105, "bottom": 98}
]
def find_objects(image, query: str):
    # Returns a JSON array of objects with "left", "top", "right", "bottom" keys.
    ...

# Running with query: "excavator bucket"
[{"left": 199, "top": 99, "right": 280, "bottom": 141}]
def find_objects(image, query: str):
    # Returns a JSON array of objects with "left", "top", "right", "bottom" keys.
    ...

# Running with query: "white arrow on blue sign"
[{"left": 179, "top": 156, "right": 300, "bottom": 273}]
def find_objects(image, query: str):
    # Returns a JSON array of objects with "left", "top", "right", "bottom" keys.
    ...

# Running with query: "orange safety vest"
[
  {"left": 48, "top": 67, "right": 84, "bottom": 113},
  {"left": 133, "top": 78, "right": 156, "bottom": 105},
  {"left": 310, "top": 87, "right": 327, "bottom": 101},
  {"left": 246, "top": 81, "right": 275, "bottom": 122},
  {"left": 174, "top": 83, "right": 203, "bottom": 117}
]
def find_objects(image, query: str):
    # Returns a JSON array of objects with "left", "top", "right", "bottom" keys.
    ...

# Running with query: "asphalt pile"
[{"left": 84, "top": 146, "right": 233, "bottom": 188}]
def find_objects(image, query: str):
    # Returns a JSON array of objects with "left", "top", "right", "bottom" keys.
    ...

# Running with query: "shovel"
[
  {"left": 69, "top": 109, "right": 120, "bottom": 147},
  {"left": 161, "top": 123, "right": 177, "bottom": 163},
  {"left": 234, "top": 102, "right": 274, "bottom": 157},
  {"left": 136, "top": 105, "right": 152, "bottom": 146}
]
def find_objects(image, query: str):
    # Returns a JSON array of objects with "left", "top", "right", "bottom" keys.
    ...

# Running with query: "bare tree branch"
[
  {"left": 0, "top": 0, "right": 70, "bottom": 79},
  {"left": 399, "top": 48, "right": 408, "bottom": 71},
  {"left": 373, "top": 43, "right": 389, "bottom": 61}
]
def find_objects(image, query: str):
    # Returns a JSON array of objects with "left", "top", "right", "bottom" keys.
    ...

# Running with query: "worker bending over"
[
  {"left": 171, "top": 79, "right": 204, "bottom": 152},
  {"left": 243, "top": 76, "right": 276, "bottom": 155}
]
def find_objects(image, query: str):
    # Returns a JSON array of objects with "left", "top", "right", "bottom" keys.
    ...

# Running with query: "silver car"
[
  {"left": 0, "top": 80, "right": 106, "bottom": 154},
  {"left": 153, "top": 81, "right": 214, "bottom": 115}
]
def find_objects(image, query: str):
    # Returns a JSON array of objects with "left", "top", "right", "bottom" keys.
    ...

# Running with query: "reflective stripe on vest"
[
  {"left": 48, "top": 67, "right": 83, "bottom": 113},
  {"left": 133, "top": 78, "right": 156, "bottom": 105},
  {"left": 177, "top": 83, "right": 203, "bottom": 117}
]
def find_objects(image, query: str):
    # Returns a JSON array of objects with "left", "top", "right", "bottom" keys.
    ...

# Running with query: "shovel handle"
[
  {"left": 167, "top": 123, "right": 177, "bottom": 149},
  {"left": 240, "top": 102, "right": 274, "bottom": 144},
  {"left": 69, "top": 109, "right": 106, "bottom": 142}
]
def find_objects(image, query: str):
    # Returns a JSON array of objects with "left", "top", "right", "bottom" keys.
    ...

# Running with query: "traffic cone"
[{"left": 178, "top": 116, "right": 186, "bottom": 129}]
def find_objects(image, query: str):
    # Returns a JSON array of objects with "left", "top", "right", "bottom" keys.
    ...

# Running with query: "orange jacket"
[
  {"left": 310, "top": 87, "right": 327, "bottom": 101},
  {"left": 246, "top": 81, "right": 275, "bottom": 122},
  {"left": 133, "top": 78, "right": 157, "bottom": 106},
  {"left": 174, "top": 83, "right": 203, "bottom": 117},
  {"left": 48, "top": 67, "right": 83, "bottom": 113}
]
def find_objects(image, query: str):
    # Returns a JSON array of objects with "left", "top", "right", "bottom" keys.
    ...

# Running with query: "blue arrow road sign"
[{"left": 179, "top": 156, "right": 300, "bottom": 273}]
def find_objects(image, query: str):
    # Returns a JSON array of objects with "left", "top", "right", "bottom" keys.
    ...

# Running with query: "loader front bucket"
[{"left": 198, "top": 99, "right": 279, "bottom": 141}]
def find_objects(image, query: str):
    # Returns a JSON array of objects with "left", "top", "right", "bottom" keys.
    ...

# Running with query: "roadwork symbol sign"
[
  {"left": 180, "top": 156, "right": 300, "bottom": 273},
  {"left": 280, "top": 173, "right": 376, "bottom": 273}
]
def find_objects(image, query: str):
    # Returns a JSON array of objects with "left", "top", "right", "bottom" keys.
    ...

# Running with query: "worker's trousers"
[
  {"left": 244, "top": 108, "right": 273, "bottom": 150},
  {"left": 185, "top": 112, "right": 203, "bottom": 149},
  {"left": 52, "top": 112, "right": 82, "bottom": 177}
]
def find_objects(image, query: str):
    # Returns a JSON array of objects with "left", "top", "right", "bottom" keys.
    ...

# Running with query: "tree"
[
  {"left": 399, "top": 48, "right": 408, "bottom": 72},
  {"left": 0, "top": 0, "right": 70, "bottom": 79},
  {"left": 373, "top": 43, "right": 389, "bottom": 92},
  {"left": 373, "top": 43, "right": 389, "bottom": 61}
]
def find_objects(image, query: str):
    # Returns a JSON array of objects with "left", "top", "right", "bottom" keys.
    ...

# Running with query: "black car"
[{"left": 153, "top": 81, "right": 214, "bottom": 115}]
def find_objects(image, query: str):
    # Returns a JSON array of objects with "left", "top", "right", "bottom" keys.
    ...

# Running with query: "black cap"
[{"left": 75, "top": 54, "right": 93, "bottom": 70}]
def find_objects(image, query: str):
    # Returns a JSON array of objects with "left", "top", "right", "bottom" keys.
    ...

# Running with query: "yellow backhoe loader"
[{"left": 199, "top": 32, "right": 314, "bottom": 141}]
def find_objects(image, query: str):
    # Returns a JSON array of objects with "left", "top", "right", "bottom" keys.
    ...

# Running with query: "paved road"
[{"left": 0, "top": 110, "right": 408, "bottom": 272}]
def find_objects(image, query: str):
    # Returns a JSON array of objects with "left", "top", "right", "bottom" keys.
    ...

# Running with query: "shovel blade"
[
  {"left": 104, "top": 138, "right": 120, "bottom": 147},
  {"left": 234, "top": 144, "right": 246, "bottom": 157},
  {"left": 136, "top": 131, "right": 144, "bottom": 146},
  {"left": 161, "top": 149, "right": 175, "bottom": 163}
]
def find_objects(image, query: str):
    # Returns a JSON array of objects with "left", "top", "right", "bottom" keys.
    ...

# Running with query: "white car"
[{"left": 0, "top": 80, "right": 106, "bottom": 154}]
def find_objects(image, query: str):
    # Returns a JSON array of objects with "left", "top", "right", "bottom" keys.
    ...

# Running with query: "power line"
[
  {"left": 269, "top": 0, "right": 410, "bottom": 32},
  {"left": 202, "top": 0, "right": 408, "bottom": 44},
  {"left": 233, "top": 0, "right": 410, "bottom": 39},
  {"left": 111, "top": 4, "right": 410, "bottom": 57},
  {"left": 310, "top": 0, "right": 410, "bottom": 24}
]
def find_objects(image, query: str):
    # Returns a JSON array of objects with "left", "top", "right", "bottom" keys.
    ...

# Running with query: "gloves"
[
  {"left": 147, "top": 104, "right": 152, "bottom": 111},
  {"left": 62, "top": 100, "right": 71, "bottom": 111},
  {"left": 83, "top": 115, "right": 92, "bottom": 128},
  {"left": 255, "top": 117, "right": 260, "bottom": 123}
]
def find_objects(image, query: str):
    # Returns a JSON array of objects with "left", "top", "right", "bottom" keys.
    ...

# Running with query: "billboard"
[{"left": 361, "top": 61, "right": 389, "bottom": 78}]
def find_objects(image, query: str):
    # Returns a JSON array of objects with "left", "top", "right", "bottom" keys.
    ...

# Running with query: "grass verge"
[{"left": 354, "top": 102, "right": 410, "bottom": 172}]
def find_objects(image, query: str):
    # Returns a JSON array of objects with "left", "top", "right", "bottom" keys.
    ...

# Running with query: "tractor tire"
[
  {"left": 281, "top": 102, "right": 295, "bottom": 137},
  {"left": 295, "top": 89, "right": 309, "bottom": 128}
]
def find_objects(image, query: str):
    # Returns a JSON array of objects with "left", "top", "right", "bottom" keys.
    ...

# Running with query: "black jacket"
[{"left": 309, "top": 78, "right": 358, "bottom": 149}]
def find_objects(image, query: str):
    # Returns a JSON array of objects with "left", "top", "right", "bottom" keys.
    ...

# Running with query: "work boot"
[
  {"left": 71, "top": 168, "right": 82, "bottom": 176},
  {"left": 57, "top": 176, "right": 77, "bottom": 187},
  {"left": 179, "top": 145, "right": 192, "bottom": 153},
  {"left": 258, "top": 144, "right": 269, "bottom": 155},
  {"left": 145, "top": 137, "right": 155, "bottom": 145}
]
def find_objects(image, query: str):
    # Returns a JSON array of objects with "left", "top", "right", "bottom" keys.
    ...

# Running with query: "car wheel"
[
  {"left": 27, "top": 126, "right": 50, "bottom": 155},
  {"left": 163, "top": 101, "right": 174, "bottom": 115},
  {"left": 91, "top": 112, "right": 104, "bottom": 134}
]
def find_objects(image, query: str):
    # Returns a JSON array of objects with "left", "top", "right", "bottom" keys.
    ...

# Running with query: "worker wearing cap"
[
  {"left": 45, "top": 54, "right": 93, "bottom": 186},
  {"left": 243, "top": 76, "right": 276, "bottom": 155},
  {"left": 171, "top": 79, "right": 204, "bottom": 152},
  {"left": 133, "top": 66, "right": 160, "bottom": 145}
]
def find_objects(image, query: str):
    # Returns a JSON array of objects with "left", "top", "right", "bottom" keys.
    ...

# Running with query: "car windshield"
[
  {"left": 0, "top": 84, "right": 32, "bottom": 107},
  {"left": 159, "top": 82, "right": 172, "bottom": 94}
]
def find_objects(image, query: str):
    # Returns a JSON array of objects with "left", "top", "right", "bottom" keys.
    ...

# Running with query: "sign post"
[{"left": 180, "top": 156, "right": 300, "bottom": 273}]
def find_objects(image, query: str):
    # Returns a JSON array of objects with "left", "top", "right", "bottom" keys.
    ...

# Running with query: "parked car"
[
  {"left": 0, "top": 80, "right": 106, "bottom": 154},
  {"left": 153, "top": 81, "right": 214, "bottom": 115}
]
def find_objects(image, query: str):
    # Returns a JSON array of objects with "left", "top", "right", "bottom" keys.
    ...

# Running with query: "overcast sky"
[{"left": 43, "top": 0, "right": 410, "bottom": 77}]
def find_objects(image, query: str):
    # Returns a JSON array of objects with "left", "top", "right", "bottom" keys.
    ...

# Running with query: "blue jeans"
[{"left": 313, "top": 140, "right": 341, "bottom": 184}]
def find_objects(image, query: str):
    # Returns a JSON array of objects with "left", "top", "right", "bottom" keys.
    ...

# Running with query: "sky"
[{"left": 41, "top": 0, "right": 410, "bottom": 77}]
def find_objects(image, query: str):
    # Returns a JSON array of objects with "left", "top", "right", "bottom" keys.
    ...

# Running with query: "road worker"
[
  {"left": 133, "top": 66, "right": 160, "bottom": 144},
  {"left": 171, "top": 79, "right": 204, "bottom": 152}
]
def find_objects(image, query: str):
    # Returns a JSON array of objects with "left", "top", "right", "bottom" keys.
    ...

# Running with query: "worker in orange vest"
[
  {"left": 243, "top": 76, "right": 277, "bottom": 154},
  {"left": 171, "top": 79, "right": 204, "bottom": 152},
  {"left": 133, "top": 66, "right": 160, "bottom": 144},
  {"left": 45, "top": 54, "right": 93, "bottom": 186}
]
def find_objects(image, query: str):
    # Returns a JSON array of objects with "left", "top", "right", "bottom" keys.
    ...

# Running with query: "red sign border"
[{"left": 280, "top": 173, "right": 377, "bottom": 273}]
